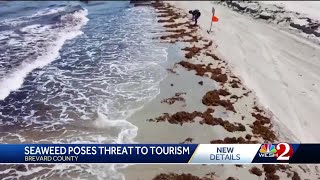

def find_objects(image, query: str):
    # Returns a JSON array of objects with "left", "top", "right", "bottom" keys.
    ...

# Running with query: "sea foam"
[{"left": 0, "top": 8, "right": 89, "bottom": 100}]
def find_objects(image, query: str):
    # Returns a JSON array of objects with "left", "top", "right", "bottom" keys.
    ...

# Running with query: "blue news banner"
[{"left": 0, "top": 143, "right": 319, "bottom": 164}]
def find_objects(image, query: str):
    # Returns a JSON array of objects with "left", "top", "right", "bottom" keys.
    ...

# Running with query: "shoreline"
[{"left": 122, "top": 2, "right": 319, "bottom": 180}]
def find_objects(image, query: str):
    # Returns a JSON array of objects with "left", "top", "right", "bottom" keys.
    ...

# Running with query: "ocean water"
[{"left": 0, "top": 1, "right": 168, "bottom": 179}]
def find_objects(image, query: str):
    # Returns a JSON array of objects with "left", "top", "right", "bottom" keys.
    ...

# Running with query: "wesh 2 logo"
[{"left": 259, "top": 143, "right": 294, "bottom": 160}]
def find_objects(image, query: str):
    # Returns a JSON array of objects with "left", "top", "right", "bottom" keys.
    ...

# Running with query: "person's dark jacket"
[{"left": 192, "top": 9, "right": 201, "bottom": 18}]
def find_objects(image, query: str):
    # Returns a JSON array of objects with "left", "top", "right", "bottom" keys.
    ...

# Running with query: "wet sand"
[{"left": 122, "top": 2, "right": 319, "bottom": 180}]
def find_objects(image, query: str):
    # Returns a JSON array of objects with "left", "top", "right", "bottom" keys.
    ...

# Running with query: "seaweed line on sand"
[
  {"left": 151, "top": 1, "right": 279, "bottom": 144},
  {"left": 149, "top": 1, "right": 307, "bottom": 179}
]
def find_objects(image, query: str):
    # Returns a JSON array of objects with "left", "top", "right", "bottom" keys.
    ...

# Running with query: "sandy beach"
[{"left": 122, "top": 2, "right": 320, "bottom": 180}]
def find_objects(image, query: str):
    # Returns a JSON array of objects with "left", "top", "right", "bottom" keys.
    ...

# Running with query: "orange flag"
[{"left": 212, "top": 16, "right": 219, "bottom": 22}]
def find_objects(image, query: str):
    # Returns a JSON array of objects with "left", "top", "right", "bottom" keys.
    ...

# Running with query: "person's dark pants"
[{"left": 194, "top": 15, "right": 200, "bottom": 25}]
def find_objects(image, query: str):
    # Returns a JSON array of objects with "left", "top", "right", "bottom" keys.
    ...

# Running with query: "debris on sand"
[
  {"left": 166, "top": 29, "right": 187, "bottom": 33},
  {"left": 152, "top": 2, "right": 191, "bottom": 29},
  {"left": 163, "top": 22, "right": 189, "bottom": 28},
  {"left": 253, "top": 106, "right": 263, "bottom": 113},
  {"left": 161, "top": 92, "right": 186, "bottom": 105},
  {"left": 158, "top": 19, "right": 175, "bottom": 23},
  {"left": 182, "top": 46, "right": 202, "bottom": 59},
  {"left": 292, "top": 171, "right": 301, "bottom": 180},
  {"left": 250, "top": 122, "right": 276, "bottom": 142},
  {"left": 181, "top": 42, "right": 217, "bottom": 59},
  {"left": 155, "top": 1, "right": 278, "bottom": 145},
  {"left": 202, "top": 90, "right": 236, "bottom": 113},
  {"left": 212, "top": 73, "right": 228, "bottom": 84},
  {"left": 226, "top": 177, "right": 237, "bottom": 180},
  {"left": 245, "top": 134, "right": 252, "bottom": 140},
  {"left": 152, "top": 3, "right": 202, "bottom": 45},
  {"left": 148, "top": 111, "right": 198, "bottom": 125},
  {"left": 200, "top": 110, "right": 246, "bottom": 132},
  {"left": 167, "top": 68, "right": 177, "bottom": 74},
  {"left": 183, "top": 35, "right": 201, "bottom": 43},
  {"left": 180, "top": 137, "right": 193, "bottom": 144},
  {"left": 153, "top": 172, "right": 217, "bottom": 180},
  {"left": 157, "top": 11, "right": 182, "bottom": 20},
  {"left": 203, "top": 41, "right": 213, "bottom": 49},
  {"left": 149, "top": 109, "right": 245, "bottom": 132},
  {"left": 186, "top": 23, "right": 199, "bottom": 29},
  {"left": 249, "top": 167, "right": 263, "bottom": 176},
  {"left": 230, "top": 79, "right": 240, "bottom": 88},
  {"left": 217, "top": 89, "right": 231, "bottom": 96},
  {"left": 249, "top": 111, "right": 277, "bottom": 142},
  {"left": 153, "top": 173, "right": 203, "bottom": 180},
  {"left": 205, "top": 52, "right": 221, "bottom": 61},
  {"left": 177, "top": 61, "right": 228, "bottom": 84},
  {"left": 159, "top": 29, "right": 197, "bottom": 41},
  {"left": 230, "top": 95, "right": 240, "bottom": 100},
  {"left": 210, "top": 137, "right": 259, "bottom": 144},
  {"left": 243, "top": 90, "right": 252, "bottom": 96},
  {"left": 153, "top": 0, "right": 281, "bottom": 168},
  {"left": 263, "top": 165, "right": 280, "bottom": 180},
  {"left": 150, "top": 2, "right": 163, "bottom": 8},
  {"left": 262, "top": 164, "right": 298, "bottom": 180},
  {"left": 146, "top": 2, "right": 310, "bottom": 180},
  {"left": 157, "top": 9, "right": 175, "bottom": 14},
  {"left": 252, "top": 113, "right": 271, "bottom": 125},
  {"left": 178, "top": 61, "right": 209, "bottom": 76}
]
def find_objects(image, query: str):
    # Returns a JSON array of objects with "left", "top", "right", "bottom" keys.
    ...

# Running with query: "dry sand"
[{"left": 122, "top": 2, "right": 320, "bottom": 180}]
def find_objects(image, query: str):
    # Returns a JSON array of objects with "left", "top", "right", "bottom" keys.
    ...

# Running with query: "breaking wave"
[
  {"left": 0, "top": 2, "right": 168, "bottom": 179},
  {"left": 0, "top": 6, "right": 89, "bottom": 100}
]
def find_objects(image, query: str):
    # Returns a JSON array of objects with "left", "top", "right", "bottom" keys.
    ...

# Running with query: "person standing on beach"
[{"left": 189, "top": 9, "right": 201, "bottom": 25}]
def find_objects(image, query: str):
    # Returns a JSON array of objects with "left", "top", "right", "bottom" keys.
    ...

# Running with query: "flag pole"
[
  {"left": 207, "top": 7, "right": 215, "bottom": 34},
  {"left": 208, "top": 18, "right": 213, "bottom": 33}
]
